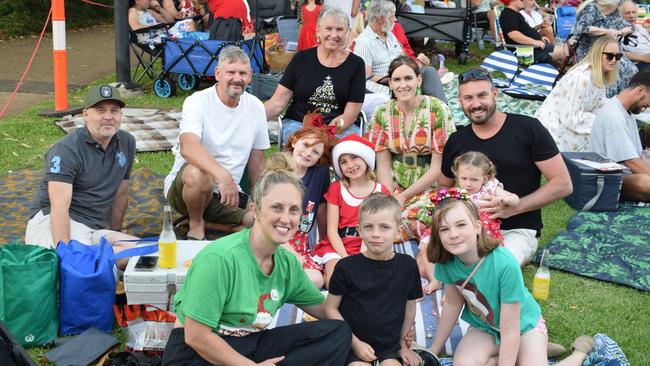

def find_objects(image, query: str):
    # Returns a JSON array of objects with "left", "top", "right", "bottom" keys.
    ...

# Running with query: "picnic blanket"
[
  {"left": 533, "top": 205, "right": 650, "bottom": 292},
  {"left": 443, "top": 78, "right": 543, "bottom": 125},
  {"left": 0, "top": 167, "right": 167, "bottom": 243},
  {"left": 55, "top": 109, "right": 182, "bottom": 152},
  {"left": 272, "top": 240, "right": 469, "bottom": 358},
  {"left": 55, "top": 108, "right": 283, "bottom": 151}
]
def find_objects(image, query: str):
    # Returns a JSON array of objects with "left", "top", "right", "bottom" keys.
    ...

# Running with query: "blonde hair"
[
  {"left": 251, "top": 153, "right": 304, "bottom": 208},
  {"left": 426, "top": 199, "right": 500, "bottom": 264},
  {"left": 573, "top": 36, "right": 619, "bottom": 88},
  {"left": 451, "top": 151, "right": 497, "bottom": 181},
  {"left": 358, "top": 192, "right": 401, "bottom": 226}
]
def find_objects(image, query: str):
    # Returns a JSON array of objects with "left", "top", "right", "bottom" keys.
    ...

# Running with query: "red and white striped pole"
[{"left": 52, "top": 0, "right": 68, "bottom": 111}]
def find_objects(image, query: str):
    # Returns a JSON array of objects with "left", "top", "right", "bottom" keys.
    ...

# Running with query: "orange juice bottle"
[
  {"left": 533, "top": 249, "right": 550, "bottom": 301},
  {"left": 158, "top": 205, "right": 177, "bottom": 269}
]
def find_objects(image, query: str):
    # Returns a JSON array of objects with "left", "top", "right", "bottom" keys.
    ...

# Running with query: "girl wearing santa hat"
[{"left": 313, "top": 134, "right": 391, "bottom": 288}]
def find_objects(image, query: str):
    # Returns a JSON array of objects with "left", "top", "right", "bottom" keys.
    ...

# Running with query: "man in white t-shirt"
[
  {"left": 164, "top": 46, "right": 270, "bottom": 240},
  {"left": 619, "top": 1, "right": 650, "bottom": 71},
  {"left": 590, "top": 70, "right": 650, "bottom": 202}
]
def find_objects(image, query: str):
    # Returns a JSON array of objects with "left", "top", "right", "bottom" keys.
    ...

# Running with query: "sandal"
[{"left": 571, "top": 335, "right": 595, "bottom": 354}]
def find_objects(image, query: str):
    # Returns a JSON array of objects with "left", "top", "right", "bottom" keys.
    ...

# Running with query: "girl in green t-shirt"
[{"left": 425, "top": 190, "right": 594, "bottom": 365}]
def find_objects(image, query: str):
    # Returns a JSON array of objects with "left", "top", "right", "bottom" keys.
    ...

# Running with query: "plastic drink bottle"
[
  {"left": 437, "top": 54, "right": 448, "bottom": 77},
  {"left": 533, "top": 249, "right": 550, "bottom": 301},
  {"left": 158, "top": 205, "right": 177, "bottom": 269}
]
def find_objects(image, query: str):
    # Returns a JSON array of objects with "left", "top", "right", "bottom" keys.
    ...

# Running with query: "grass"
[{"left": 5, "top": 41, "right": 649, "bottom": 364}]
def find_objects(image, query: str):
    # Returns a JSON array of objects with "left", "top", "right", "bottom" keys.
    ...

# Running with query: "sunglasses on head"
[
  {"left": 603, "top": 52, "right": 623, "bottom": 61},
  {"left": 458, "top": 68, "right": 492, "bottom": 84}
]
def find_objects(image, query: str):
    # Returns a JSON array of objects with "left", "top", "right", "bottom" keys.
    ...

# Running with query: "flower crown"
[{"left": 426, "top": 187, "right": 470, "bottom": 215}]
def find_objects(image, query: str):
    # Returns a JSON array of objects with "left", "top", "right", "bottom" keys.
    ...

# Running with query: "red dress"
[
  {"left": 313, "top": 181, "right": 390, "bottom": 263},
  {"left": 297, "top": 4, "right": 321, "bottom": 51}
]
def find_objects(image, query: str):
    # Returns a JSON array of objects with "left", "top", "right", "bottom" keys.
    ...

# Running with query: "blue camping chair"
[
  {"left": 480, "top": 49, "right": 520, "bottom": 88},
  {"left": 502, "top": 63, "right": 559, "bottom": 101},
  {"left": 555, "top": 6, "right": 577, "bottom": 42}
]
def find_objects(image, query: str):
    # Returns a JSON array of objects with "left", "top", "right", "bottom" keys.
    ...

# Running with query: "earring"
[{"left": 416, "top": 85, "right": 422, "bottom": 95}]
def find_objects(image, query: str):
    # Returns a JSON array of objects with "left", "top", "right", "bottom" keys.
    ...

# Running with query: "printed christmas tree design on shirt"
[{"left": 308, "top": 75, "right": 338, "bottom": 114}]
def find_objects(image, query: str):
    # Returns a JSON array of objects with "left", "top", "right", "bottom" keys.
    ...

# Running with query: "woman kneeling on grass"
[
  {"left": 427, "top": 189, "right": 594, "bottom": 366},
  {"left": 162, "top": 167, "right": 351, "bottom": 366}
]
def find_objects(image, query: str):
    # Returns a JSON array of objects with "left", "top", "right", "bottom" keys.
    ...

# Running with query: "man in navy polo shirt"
[{"left": 25, "top": 85, "right": 138, "bottom": 251}]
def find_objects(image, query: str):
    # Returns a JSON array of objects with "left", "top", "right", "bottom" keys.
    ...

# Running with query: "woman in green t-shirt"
[{"left": 162, "top": 168, "right": 351, "bottom": 365}]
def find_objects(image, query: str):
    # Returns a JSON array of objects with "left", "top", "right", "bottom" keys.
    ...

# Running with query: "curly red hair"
[{"left": 284, "top": 126, "right": 337, "bottom": 166}]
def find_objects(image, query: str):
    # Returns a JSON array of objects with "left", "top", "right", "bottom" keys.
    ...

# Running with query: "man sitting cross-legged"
[
  {"left": 25, "top": 85, "right": 139, "bottom": 267},
  {"left": 163, "top": 46, "right": 269, "bottom": 240}
]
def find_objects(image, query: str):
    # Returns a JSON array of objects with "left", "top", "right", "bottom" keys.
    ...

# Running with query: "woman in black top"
[{"left": 265, "top": 5, "right": 366, "bottom": 145}]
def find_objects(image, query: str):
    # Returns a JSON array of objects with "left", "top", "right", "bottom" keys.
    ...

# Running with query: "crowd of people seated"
[{"left": 23, "top": 0, "right": 650, "bottom": 364}]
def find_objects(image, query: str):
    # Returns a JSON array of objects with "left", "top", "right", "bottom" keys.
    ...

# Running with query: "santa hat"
[{"left": 332, "top": 134, "right": 376, "bottom": 178}]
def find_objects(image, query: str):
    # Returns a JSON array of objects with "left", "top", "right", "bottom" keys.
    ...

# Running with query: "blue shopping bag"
[{"left": 57, "top": 237, "right": 158, "bottom": 335}]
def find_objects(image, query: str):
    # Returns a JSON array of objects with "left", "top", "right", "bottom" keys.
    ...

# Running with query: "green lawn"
[{"left": 6, "top": 41, "right": 649, "bottom": 364}]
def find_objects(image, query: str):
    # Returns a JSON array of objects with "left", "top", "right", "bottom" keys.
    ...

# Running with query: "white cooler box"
[{"left": 124, "top": 240, "right": 210, "bottom": 309}]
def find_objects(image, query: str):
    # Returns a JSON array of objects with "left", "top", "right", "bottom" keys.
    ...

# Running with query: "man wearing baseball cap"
[{"left": 25, "top": 85, "right": 139, "bottom": 254}]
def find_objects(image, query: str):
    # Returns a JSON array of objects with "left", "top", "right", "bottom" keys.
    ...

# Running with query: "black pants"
[{"left": 162, "top": 320, "right": 351, "bottom": 366}]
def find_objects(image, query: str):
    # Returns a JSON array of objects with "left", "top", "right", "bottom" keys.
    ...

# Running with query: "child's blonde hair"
[
  {"left": 358, "top": 192, "right": 401, "bottom": 226},
  {"left": 451, "top": 151, "right": 496, "bottom": 181},
  {"left": 426, "top": 199, "right": 500, "bottom": 264}
]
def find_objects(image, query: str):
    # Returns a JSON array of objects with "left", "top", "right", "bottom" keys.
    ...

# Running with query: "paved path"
[{"left": 0, "top": 23, "right": 118, "bottom": 118}]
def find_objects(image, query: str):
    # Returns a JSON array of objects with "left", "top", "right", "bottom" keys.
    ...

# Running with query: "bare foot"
[{"left": 187, "top": 220, "right": 206, "bottom": 240}]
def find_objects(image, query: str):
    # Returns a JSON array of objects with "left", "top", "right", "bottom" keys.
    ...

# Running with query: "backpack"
[
  {"left": 209, "top": 17, "right": 243, "bottom": 41},
  {"left": 0, "top": 321, "right": 35, "bottom": 366}
]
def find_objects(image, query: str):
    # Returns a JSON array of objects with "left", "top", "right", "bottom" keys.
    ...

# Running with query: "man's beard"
[
  {"left": 382, "top": 21, "right": 394, "bottom": 34},
  {"left": 226, "top": 83, "right": 245, "bottom": 97},
  {"left": 464, "top": 100, "right": 497, "bottom": 125},
  {"left": 630, "top": 100, "right": 647, "bottom": 115}
]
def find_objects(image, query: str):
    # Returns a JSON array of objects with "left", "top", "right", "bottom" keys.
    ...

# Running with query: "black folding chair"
[
  {"left": 397, "top": 6, "right": 473, "bottom": 64},
  {"left": 129, "top": 23, "right": 173, "bottom": 84}
]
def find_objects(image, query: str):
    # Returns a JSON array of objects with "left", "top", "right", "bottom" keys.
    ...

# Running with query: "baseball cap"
[{"left": 84, "top": 85, "right": 126, "bottom": 108}]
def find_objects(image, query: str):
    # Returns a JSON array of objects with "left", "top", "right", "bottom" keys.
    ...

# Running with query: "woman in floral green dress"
[{"left": 366, "top": 56, "right": 456, "bottom": 294}]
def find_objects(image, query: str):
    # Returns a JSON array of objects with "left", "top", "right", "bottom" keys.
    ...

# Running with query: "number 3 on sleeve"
[{"left": 50, "top": 156, "right": 61, "bottom": 174}]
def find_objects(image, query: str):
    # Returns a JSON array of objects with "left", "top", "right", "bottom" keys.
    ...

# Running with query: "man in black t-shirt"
[
  {"left": 440, "top": 68, "right": 572, "bottom": 265},
  {"left": 499, "top": 0, "right": 565, "bottom": 64}
]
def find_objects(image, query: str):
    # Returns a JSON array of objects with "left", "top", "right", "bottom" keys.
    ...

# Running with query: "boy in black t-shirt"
[{"left": 325, "top": 193, "right": 423, "bottom": 366}]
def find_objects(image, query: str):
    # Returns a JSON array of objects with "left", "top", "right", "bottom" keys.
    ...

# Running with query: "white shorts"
[
  {"left": 501, "top": 228, "right": 539, "bottom": 265},
  {"left": 312, "top": 252, "right": 342, "bottom": 267},
  {"left": 24, "top": 210, "right": 117, "bottom": 249}
]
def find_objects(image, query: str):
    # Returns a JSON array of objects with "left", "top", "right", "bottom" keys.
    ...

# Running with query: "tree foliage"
[{"left": 0, "top": 0, "right": 113, "bottom": 38}]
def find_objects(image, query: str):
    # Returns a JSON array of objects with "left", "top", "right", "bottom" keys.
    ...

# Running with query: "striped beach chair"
[
  {"left": 480, "top": 49, "right": 520, "bottom": 88},
  {"left": 502, "top": 63, "right": 559, "bottom": 101}
]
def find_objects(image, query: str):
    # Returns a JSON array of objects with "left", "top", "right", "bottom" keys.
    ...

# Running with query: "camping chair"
[
  {"left": 397, "top": 6, "right": 473, "bottom": 64},
  {"left": 480, "top": 49, "right": 520, "bottom": 88},
  {"left": 129, "top": 23, "right": 172, "bottom": 84},
  {"left": 277, "top": 111, "right": 368, "bottom": 151},
  {"left": 492, "top": 4, "right": 506, "bottom": 48},
  {"left": 554, "top": 6, "right": 576, "bottom": 42},
  {"left": 276, "top": 16, "right": 298, "bottom": 51},
  {"left": 501, "top": 63, "right": 559, "bottom": 100}
]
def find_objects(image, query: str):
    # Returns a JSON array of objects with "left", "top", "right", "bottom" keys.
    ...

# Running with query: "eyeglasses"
[
  {"left": 458, "top": 68, "right": 493, "bottom": 84},
  {"left": 603, "top": 52, "right": 623, "bottom": 61}
]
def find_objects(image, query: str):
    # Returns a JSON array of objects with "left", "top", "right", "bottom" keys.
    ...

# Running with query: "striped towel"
[{"left": 270, "top": 240, "right": 468, "bottom": 356}]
